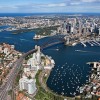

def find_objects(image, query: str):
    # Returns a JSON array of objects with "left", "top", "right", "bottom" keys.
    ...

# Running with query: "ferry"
[{"left": 33, "top": 34, "right": 47, "bottom": 40}]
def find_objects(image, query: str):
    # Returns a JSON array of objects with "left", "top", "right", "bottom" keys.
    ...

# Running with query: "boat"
[
  {"left": 72, "top": 42, "right": 77, "bottom": 46},
  {"left": 33, "top": 34, "right": 47, "bottom": 40}
]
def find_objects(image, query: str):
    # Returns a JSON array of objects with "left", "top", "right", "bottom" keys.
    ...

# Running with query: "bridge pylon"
[{"left": 64, "top": 37, "right": 70, "bottom": 45}]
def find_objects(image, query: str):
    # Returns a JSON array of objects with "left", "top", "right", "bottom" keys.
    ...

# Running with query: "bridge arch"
[{"left": 40, "top": 37, "right": 66, "bottom": 50}]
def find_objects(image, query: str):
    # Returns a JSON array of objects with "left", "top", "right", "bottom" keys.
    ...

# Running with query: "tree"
[{"left": 28, "top": 75, "right": 32, "bottom": 79}]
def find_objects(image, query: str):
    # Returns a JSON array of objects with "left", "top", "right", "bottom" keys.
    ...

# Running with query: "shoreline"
[{"left": 38, "top": 69, "right": 77, "bottom": 100}]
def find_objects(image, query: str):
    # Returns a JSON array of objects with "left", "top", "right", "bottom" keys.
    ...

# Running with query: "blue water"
[
  {"left": 45, "top": 45, "right": 100, "bottom": 97},
  {"left": 0, "top": 13, "right": 100, "bottom": 97},
  {"left": 0, "top": 13, "right": 100, "bottom": 17}
]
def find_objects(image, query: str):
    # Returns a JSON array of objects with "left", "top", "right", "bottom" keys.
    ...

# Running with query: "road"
[{"left": 0, "top": 49, "right": 37, "bottom": 100}]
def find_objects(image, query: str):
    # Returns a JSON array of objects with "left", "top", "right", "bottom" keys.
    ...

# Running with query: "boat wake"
[{"left": 75, "top": 50, "right": 100, "bottom": 54}]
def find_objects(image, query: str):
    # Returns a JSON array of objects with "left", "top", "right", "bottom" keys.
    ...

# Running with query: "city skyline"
[{"left": 0, "top": 0, "right": 100, "bottom": 13}]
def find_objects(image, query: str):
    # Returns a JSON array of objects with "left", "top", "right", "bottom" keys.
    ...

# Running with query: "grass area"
[
  {"left": 43, "top": 75, "right": 48, "bottom": 83},
  {"left": 8, "top": 90, "right": 13, "bottom": 95},
  {"left": 34, "top": 26, "right": 59, "bottom": 36},
  {"left": 25, "top": 54, "right": 33, "bottom": 60},
  {"left": 35, "top": 70, "right": 64, "bottom": 100},
  {"left": 35, "top": 70, "right": 42, "bottom": 86},
  {"left": 12, "top": 25, "right": 60, "bottom": 35},
  {"left": 35, "top": 87, "right": 64, "bottom": 100}
]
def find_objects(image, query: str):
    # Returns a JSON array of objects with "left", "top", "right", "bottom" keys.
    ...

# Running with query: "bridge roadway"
[
  {"left": 0, "top": 49, "right": 37, "bottom": 100},
  {"left": 41, "top": 41, "right": 64, "bottom": 50}
]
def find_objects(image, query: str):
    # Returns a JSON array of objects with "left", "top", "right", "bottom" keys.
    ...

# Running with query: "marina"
[{"left": 79, "top": 40, "right": 100, "bottom": 47}]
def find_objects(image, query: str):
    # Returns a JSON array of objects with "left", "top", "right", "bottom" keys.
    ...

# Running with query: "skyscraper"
[
  {"left": 79, "top": 21, "right": 82, "bottom": 35},
  {"left": 67, "top": 23, "right": 71, "bottom": 34},
  {"left": 36, "top": 46, "right": 41, "bottom": 64},
  {"left": 62, "top": 21, "right": 67, "bottom": 34}
]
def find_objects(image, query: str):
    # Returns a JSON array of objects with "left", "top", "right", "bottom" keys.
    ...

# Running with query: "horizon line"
[{"left": 0, "top": 12, "right": 100, "bottom": 14}]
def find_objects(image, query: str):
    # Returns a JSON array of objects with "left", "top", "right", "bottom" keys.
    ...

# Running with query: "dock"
[
  {"left": 81, "top": 42, "right": 87, "bottom": 47},
  {"left": 87, "top": 41, "right": 94, "bottom": 46}
]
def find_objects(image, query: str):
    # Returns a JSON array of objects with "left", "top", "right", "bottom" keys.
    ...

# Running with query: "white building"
[
  {"left": 97, "top": 65, "right": 100, "bottom": 76},
  {"left": 71, "top": 27, "right": 74, "bottom": 33},
  {"left": 27, "top": 46, "right": 41, "bottom": 71},
  {"left": 19, "top": 76, "right": 37, "bottom": 94},
  {"left": 27, "top": 56, "right": 40, "bottom": 71},
  {"left": 0, "top": 46, "right": 2, "bottom": 52},
  {"left": 11, "top": 45, "right": 15, "bottom": 49},
  {"left": 36, "top": 46, "right": 41, "bottom": 64},
  {"left": 24, "top": 66, "right": 30, "bottom": 73},
  {"left": 4, "top": 48, "right": 10, "bottom": 55}
]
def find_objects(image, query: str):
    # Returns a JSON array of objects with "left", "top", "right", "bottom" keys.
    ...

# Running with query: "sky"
[{"left": 0, "top": 0, "right": 100, "bottom": 13}]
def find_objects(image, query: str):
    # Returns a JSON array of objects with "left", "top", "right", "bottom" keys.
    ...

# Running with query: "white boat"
[
  {"left": 33, "top": 34, "right": 47, "bottom": 40},
  {"left": 72, "top": 42, "right": 77, "bottom": 46}
]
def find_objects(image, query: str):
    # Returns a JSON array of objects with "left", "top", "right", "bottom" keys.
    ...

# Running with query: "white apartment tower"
[
  {"left": 36, "top": 46, "right": 41, "bottom": 64},
  {"left": 19, "top": 77, "right": 37, "bottom": 94}
]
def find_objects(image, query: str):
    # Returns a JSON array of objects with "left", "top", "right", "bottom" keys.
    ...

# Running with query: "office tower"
[
  {"left": 90, "top": 26, "right": 94, "bottom": 33},
  {"left": 63, "top": 21, "right": 67, "bottom": 29},
  {"left": 79, "top": 21, "right": 82, "bottom": 35},
  {"left": 71, "top": 27, "right": 74, "bottom": 33},
  {"left": 62, "top": 21, "right": 67, "bottom": 34},
  {"left": 83, "top": 27, "right": 86, "bottom": 35},
  {"left": 67, "top": 23, "right": 71, "bottom": 34}
]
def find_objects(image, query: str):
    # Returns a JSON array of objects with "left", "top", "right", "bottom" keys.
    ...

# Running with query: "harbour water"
[{"left": 45, "top": 44, "right": 100, "bottom": 97}]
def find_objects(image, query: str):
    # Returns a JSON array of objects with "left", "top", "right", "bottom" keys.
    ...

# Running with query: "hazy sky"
[{"left": 0, "top": 0, "right": 100, "bottom": 13}]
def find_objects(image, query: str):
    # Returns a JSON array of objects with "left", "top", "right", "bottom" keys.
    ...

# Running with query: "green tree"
[{"left": 28, "top": 75, "right": 32, "bottom": 79}]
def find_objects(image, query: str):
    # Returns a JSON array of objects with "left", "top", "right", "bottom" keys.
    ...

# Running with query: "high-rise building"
[
  {"left": 63, "top": 21, "right": 67, "bottom": 30},
  {"left": 27, "top": 54, "right": 40, "bottom": 71},
  {"left": 79, "top": 21, "right": 82, "bottom": 35},
  {"left": 90, "top": 26, "right": 94, "bottom": 33},
  {"left": 36, "top": 46, "right": 41, "bottom": 64},
  {"left": 99, "top": 28, "right": 100, "bottom": 35},
  {"left": 83, "top": 27, "right": 87, "bottom": 35},
  {"left": 19, "top": 76, "right": 37, "bottom": 94},
  {"left": 62, "top": 21, "right": 67, "bottom": 34},
  {"left": 27, "top": 46, "right": 41, "bottom": 71},
  {"left": 57, "top": 27, "right": 61, "bottom": 33},
  {"left": 67, "top": 23, "right": 71, "bottom": 34}
]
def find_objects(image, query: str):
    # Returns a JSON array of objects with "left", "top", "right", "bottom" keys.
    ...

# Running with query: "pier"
[
  {"left": 87, "top": 62, "right": 100, "bottom": 68},
  {"left": 87, "top": 41, "right": 94, "bottom": 46},
  {"left": 93, "top": 41, "right": 100, "bottom": 46},
  {"left": 81, "top": 42, "right": 87, "bottom": 47}
]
